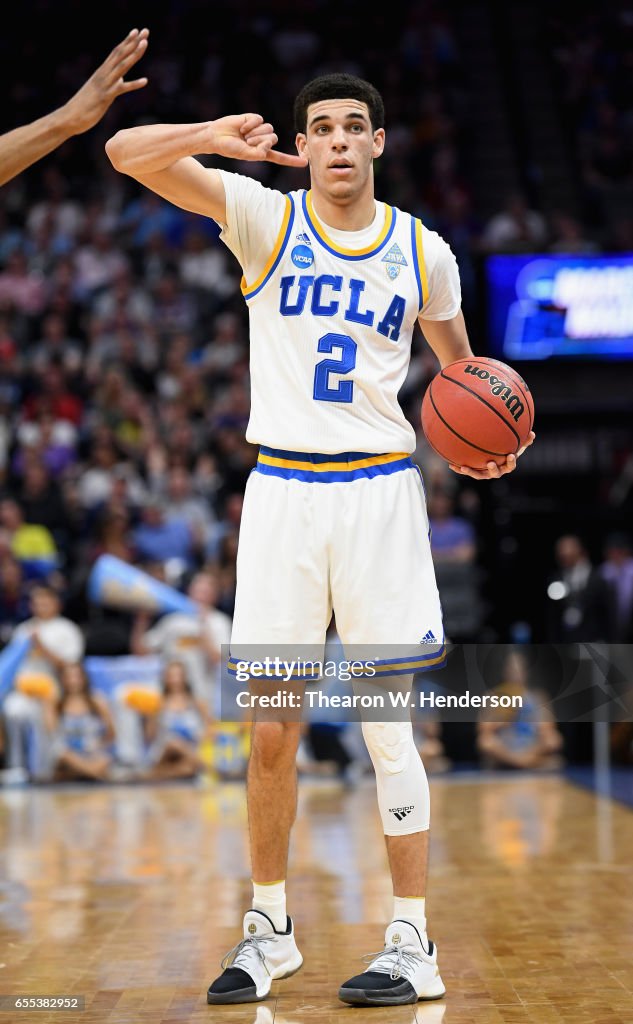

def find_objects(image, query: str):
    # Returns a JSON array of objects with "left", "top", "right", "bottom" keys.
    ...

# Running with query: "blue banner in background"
[
  {"left": 84, "top": 655, "right": 161, "bottom": 697},
  {"left": 486, "top": 253, "right": 633, "bottom": 360}
]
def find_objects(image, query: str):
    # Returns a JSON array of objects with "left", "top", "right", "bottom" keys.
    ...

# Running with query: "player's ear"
[
  {"left": 372, "top": 129, "right": 385, "bottom": 159},
  {"left": 296, "top": 133, "right": 307, "bottom": 159}
]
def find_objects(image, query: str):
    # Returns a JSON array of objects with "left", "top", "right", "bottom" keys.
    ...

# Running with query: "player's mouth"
[{"left": 328, "top": 160, "right": 353, "bottom": 175}]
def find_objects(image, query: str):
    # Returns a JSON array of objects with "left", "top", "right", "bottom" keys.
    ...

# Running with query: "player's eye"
[{"left": 349, "top": 123, "right": 364, "bottom": 133}]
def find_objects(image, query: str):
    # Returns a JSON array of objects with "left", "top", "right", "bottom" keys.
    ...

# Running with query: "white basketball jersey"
[{"left": 232, "top": 187, "right": 450, "bottom": 454}]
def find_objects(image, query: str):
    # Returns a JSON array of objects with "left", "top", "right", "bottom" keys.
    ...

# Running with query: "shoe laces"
[
  {"left": 221, "top": 934, "right": 277, "bottom": 975},
  {"left": 362, "top": 942, "right": 422, "bottom": 981}
]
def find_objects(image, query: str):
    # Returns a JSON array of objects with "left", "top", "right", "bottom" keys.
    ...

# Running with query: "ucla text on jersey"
[{"left": 240, "top": 189, "right": 430, "bottom": 455}]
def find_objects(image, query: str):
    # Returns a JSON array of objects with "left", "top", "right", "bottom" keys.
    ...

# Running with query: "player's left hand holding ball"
[{"left": 450, "top": 432, "right": 535, "bottom": 480}]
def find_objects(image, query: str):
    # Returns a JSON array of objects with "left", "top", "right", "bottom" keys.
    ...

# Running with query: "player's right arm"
[{"left": 105, "top": 114, "right": 307, "bottom": 223}]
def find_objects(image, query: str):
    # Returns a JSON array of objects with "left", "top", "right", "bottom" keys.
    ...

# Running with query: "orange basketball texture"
[{"left": 421, "top": 358, "right": 534, "bottom": 470}]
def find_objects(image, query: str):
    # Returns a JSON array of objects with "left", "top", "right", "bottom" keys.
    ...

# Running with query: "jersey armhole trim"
[
  {"left": 411, "top": 217, "right": 429, "bottom": 312},
  {"left": 241, "top": 195, "right": 295, "bottom": 301}
]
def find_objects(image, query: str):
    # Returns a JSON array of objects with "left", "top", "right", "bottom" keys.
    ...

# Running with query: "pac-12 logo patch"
[
  {"left": 291, "top": 244, "right": 314, "bottom": 269},
  {"left": 382, "top": 242, "right": 408, "bottom": 280}
]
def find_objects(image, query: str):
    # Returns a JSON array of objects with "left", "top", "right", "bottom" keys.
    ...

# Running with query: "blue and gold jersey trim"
[
  {"left": 303, "top": 191, "right": 396, "bottom": 260},
  {"left": 241, "top": 195, "right": 295, "bottom": 301},
  {"left": 256, "top": 448, "right": 414, "bottom": 483},
  {"left": 410, "top": 217, "right": 429, "bottom": 312}
]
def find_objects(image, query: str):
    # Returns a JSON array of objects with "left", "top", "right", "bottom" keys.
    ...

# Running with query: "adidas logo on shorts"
[{"left": 419, "top": 630, "right": 436, "bottom": 643}]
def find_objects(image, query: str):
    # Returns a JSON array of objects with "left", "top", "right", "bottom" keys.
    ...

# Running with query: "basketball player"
[
  {"left": 0, "top": 28, "right": 149, "bottom": 187},
  {"left": 106, "top": 74, "right": 534, "bottom": 1007}
]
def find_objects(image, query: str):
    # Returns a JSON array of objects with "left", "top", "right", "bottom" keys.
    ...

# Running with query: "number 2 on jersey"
[{"left": 313, "top": 332, "right": 357, "bottom": 403}]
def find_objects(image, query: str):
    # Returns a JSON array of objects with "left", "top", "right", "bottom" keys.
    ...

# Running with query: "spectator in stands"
[
  {"left": 21, "top": 363, "right": 83, "bottom": 427},
  {"left": 202, "top": 312, "right": 247, "bottom": 383},
  {"left": 480, "top": 192, "right": 547, "bottom": 252},
  {"left": 477, "top": 649, "right": 564, "bottom": 770},
  {"left": 0, "top": 556, "right": 30, "bottom": 643},
  {"left": 178, "top": 228, "right": 234, "bottom": 303},
  {"left": 132, "top": 496, "right": 198, "bottom": 577},
  {"left": 0, "top": 249, "right": 48, "bottom": 317},
  {"left": 143, "top": 659, "right": 210, "bottom": 780},
  {"left": 73, "top": 228, "right": 130, "bottom": 304},
  {"left": 158, "top": 465, "right": 216, "bottom": 551},
  {"left": 0, "top": 497, "right": 58, "bottom": 580},
  {"left": 14, "top": 457, "right": 71, "bottom": 546},
  {"left": 12, "top": 411, "right": 79, "bottom": 479},
  {"left": 427, "top": 487, "right": 476, "bottom": 563},
  {"left": 206, "top": 492, "right": 243, "bottom": 562},
  {"left": 546, "top": 534, "right": 610, "bottom": 642},
  {"left": 599, "top": 532, "right": 633, "bottom": 642},
  {"left": 547, "top": 211, "right": 600, "bottom": 255},
  {"left": 3, "top": 583, "right": 84, "bottom": 779},
  {"left": 28, "top": 312, "right": 83, "bottom": 376},
  {"left": 427, "top": 487, "right": 482, "bottom": 641},
  {"left": 47, "top": 662, "right": 115, "bottom": 782},
  {"left": 130, "top": 569, "right": 231, "bottom": 710}
]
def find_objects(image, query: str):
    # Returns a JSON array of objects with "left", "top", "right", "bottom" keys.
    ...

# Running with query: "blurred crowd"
[
  {"left": 0, "top": 1, "right": 632, "bottom": 782},
  {"left": 548, "top": 5, "right": 633, "bottom": 245}
]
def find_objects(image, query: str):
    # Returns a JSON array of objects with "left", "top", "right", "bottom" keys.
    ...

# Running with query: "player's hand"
[
  {"left": 63, "top": 28, "right": 149, "bottom": 135},
  {"left": 449, "top": 431, "right": 535, "bottom": 480},
  {"left": 210, "top": 113, "right": 308, "bottom": 168}
]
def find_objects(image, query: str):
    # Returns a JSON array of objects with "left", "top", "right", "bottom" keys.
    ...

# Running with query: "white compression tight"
[{"left": 361, "top": 720, "right": 430, "bottom": 836}]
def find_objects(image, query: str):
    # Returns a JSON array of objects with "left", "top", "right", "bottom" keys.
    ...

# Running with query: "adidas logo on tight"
[
  {"left": 390, "top": 805, "right": 414, "bottom": 822},
  {"left": 419, "top": 630, "right": 436, "bottom": 643}
]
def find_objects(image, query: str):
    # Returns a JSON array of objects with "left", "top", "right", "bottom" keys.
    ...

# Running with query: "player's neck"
[{"left": 310, "top": 188, "right": 377, "bottom": 232}]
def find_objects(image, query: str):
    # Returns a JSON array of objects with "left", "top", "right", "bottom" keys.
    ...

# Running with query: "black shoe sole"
[
  {"left": 207, "top": 986, "right": 260, "bottom": 1005},
  {"left": 338, "top": 987, "right": 446, "bottom": 1006}
]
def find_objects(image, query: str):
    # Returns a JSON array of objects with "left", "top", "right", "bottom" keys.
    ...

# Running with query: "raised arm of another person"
[{"left": 0, "top": 28, "right": 149, "bottom": 186}]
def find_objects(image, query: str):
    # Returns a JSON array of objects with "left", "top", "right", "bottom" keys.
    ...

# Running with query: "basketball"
[{"left": 421, "top": 357, "right": 534, "bottom": 469}]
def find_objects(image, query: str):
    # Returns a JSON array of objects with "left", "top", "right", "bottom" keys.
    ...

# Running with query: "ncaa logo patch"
[{"left": 291, "top": 244, "right": 314, "bottom": 269}]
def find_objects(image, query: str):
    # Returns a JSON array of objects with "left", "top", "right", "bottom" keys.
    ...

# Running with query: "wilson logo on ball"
[{"left": 463, "top": 364, "right": 525, "bottom": 422}]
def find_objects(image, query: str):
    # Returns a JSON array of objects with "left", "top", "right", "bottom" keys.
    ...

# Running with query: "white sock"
[
  {"left": 252, "top": 880, "right": 287, "bottom": 932},
  {"left": 392, "top": 896, "right": 428, "bottom": 950}
]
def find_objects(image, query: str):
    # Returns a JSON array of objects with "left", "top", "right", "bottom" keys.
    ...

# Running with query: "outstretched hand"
[
  {"left": 449, "top": 431, "right": 536, "bottom": 480},
  {"left": 64, "top": 28, "right": 150, "bottom": 135},
  {"left": 210, "top": 113, "right": 308, "bottom": 168}
]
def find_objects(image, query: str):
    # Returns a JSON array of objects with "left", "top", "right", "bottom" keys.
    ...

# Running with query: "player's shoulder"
[
  {"left": 218, "top": 169, "right": 292, "bottom": 207},
  {"left": 420, "top": 221, "right": 453, "bottom": 260},
  {"left": 392, "top": 203, "right": 453, "bottom": 259}
]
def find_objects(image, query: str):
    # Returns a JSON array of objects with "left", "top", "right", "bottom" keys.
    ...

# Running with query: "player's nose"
[{"left": 330, "top": 126, "right": 348, "bottom": 148}]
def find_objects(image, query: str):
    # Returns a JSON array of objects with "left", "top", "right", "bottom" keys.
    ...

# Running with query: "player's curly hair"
[{"left": 294, "top": 73, "right": 385, "bottom": 134}]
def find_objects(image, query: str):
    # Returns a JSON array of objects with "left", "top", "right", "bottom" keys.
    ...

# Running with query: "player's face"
[{"left": 296, "top": 99, "right": 385, "bottom": 201}]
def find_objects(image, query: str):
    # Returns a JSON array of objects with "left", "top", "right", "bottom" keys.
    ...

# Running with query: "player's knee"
[
  {"left": 251, "top": 721, "right": 301, "bottom": 772},
  {"left": 362, "top": 721, "right": 413, "bottom": 775}
]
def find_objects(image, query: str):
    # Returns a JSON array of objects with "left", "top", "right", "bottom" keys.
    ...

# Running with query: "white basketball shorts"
[{"left": 229, "top": 448, "right": 446, "bottom": 679}]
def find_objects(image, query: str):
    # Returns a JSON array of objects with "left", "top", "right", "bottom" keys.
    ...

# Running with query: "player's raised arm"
[
  {"left": 105, "top": 113, "right": 307, "bottom": 224},
  {"left": 0, "top": 28, "right": 149, "bottom": 187}
]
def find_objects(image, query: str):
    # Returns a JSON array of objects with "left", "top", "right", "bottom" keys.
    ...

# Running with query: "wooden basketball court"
[{"left": 0, "top": 774, "right": 631, "bottom": 1023}]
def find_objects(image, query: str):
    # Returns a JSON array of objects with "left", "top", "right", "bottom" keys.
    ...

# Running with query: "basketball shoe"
[
  {"left": 207, "top": 909, "right": 303, "bottom": 1004},
  {"left": 338, "top": 920, "right": 446, "bottom": 1006}
]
